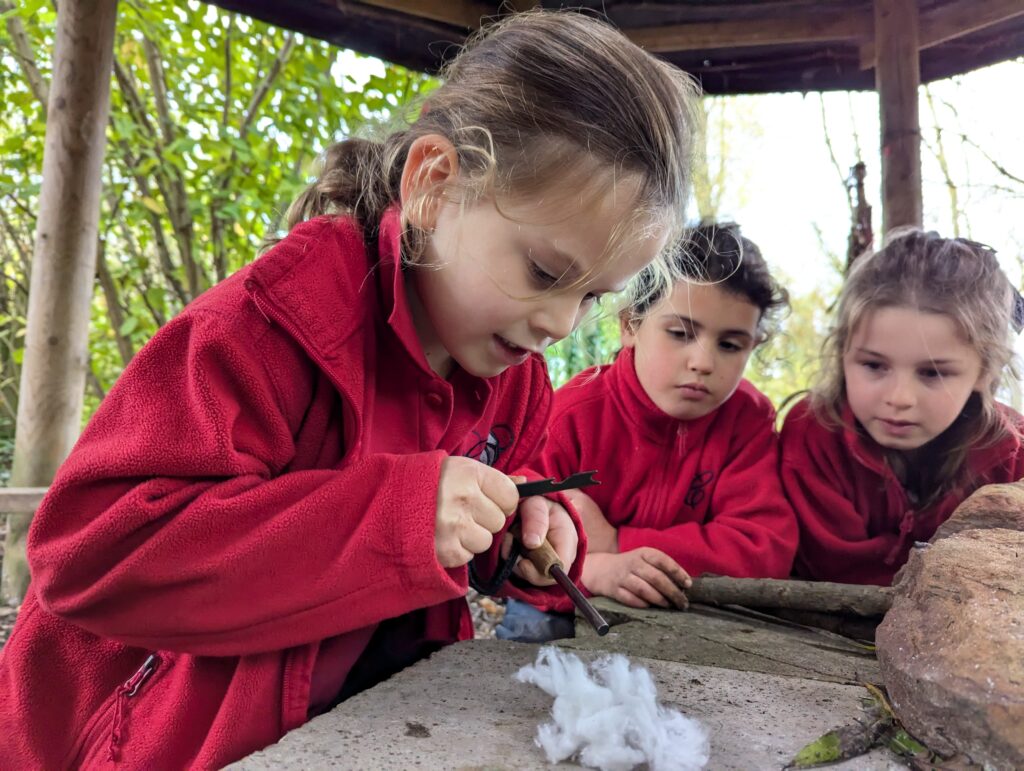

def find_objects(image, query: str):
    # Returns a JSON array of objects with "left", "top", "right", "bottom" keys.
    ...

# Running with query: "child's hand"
[
  {"left": 564, "top": 488, "right": 617, "bottom": 553},
  {"left": 510, "top": 498, "right": 579, "bottom": 587},
  {"left": 434, "top": 456, "right": 519, "bottom": 568},
  {"left": 582, "top": 548, "right": 691, "bottom": 609}
]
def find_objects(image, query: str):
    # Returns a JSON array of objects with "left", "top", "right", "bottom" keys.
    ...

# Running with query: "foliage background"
[{"left": 3, "top": 2, "right": 1021, "bottom": 483}]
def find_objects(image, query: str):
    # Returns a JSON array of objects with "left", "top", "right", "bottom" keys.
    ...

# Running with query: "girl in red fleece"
[
  {"left": 0, "top": 13, "right": 700, "bottom": 769},
  {"left": 781, "top": 230, "right": 1024, "bottom": 585},
  {"left": 499, "top": 223, "right": 797, "bottom": 637}
]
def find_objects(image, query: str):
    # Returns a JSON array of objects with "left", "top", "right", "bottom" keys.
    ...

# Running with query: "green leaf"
[
  {"left": 887, "top": 729, "right": 929, "bottom": 758},
  {"left": 145, "top": 287, "right": 165, "bottom": 312},
  {"left": 12, "top": 348, "right": 24, "bottom": 365},
  {"left": 118, "top": 317, "right": 139, "bottom": 336},
  {"left": 138, "top": 196, "right": 165, "bottom": 215},
  {"left": 16, "top": 0, "right": 47, "bottom": 18},
  {"left": 789, "top": 731, "right": 842, "bottom": 768}
]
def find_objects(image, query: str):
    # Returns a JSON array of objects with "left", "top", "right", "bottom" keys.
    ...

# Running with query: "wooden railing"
[{"left": 0, "top": 488, "right": 48, "bottom": 514}]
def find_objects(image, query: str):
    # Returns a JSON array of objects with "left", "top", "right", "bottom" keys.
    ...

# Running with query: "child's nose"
[
  {"left": 531, "top": 296, "right": 582, "bottom": 344},
  {"left": 687, "top": 341, "right": 714, "bottom": 374},
  {"left": 885, "top": 374, "right": 916, "bottom": 408}
]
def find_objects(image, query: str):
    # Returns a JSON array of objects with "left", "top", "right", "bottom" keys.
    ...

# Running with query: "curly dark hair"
[{"left": 625, "top": 222, "right": 789, "bottom": 344}]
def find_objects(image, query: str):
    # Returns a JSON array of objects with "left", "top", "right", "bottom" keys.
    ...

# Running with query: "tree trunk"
[{"left": 2, "top": 0, "right": 119, "bottom": 605}]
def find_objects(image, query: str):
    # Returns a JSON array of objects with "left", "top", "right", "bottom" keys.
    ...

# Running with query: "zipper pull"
[
  {"left": 109, "top": 654, "right": 160, "bottom": 761},
  {"left": 123, "top": 654, "right": 158, "bottom": 697}
]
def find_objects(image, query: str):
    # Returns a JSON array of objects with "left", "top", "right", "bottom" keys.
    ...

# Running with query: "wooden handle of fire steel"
[{"left": 508, "top": 522, "right": 562, "bottom": 577}]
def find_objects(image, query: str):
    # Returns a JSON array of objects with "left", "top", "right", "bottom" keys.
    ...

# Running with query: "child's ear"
[
  {"left": 619, "top": 313, "right": 639, "bottom": 348},
  {"left": 400, "top": 134, "right": 459, "bottom": 231}
]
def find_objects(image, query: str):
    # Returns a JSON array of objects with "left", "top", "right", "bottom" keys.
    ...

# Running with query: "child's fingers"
[
  {"left": 635, "top": 562, "right": 688, "bottom": 609},
  {"left": 622, "top": 573, "right": 672, "bottom": 608},
  {"left": 511, "top": 554, "right": 555, "bottom": 586},
  {"left": 478, "top": 464, "right": 520, "bottom": 517},
  {"left": 641, "top": 548, "right": 693, "bottom": 589},
  {"left": 462, "top": 522, "right": 496, "bottom": 556},
  {"left": 544, "top": 502, "right": 579, "bottom": 569},
  {"left": 516, "top": 495, "right": 550, "bottom": 550},
  {"left": 613, "top": 587, "right": 649, "bottom": 609},
  {"left": 435, "top": 540, "right": 474, "bottom": 569}
]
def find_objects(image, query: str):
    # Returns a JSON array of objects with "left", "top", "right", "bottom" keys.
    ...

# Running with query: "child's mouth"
[
  {"left": 879, "top": 418, "right": 916, "bottom": 436},
  {"left": 494, "top": 335, "right": 531, "bottom": 364}
]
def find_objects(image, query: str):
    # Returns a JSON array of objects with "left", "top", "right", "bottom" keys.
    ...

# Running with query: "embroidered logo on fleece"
[
  {"left": 464, "top": 425, "right": 514, "bottom": 467},
  {"left": 684, "top": 470, "right": 715, "bottom": 507}
]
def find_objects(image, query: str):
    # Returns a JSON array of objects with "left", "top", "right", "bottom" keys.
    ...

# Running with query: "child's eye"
[
  {"left": 667, "top": 328, "right": 691, "bottom": 340},
  {"left": 719, "top": 340, "right": 743, "bottom": 353},
  {"left": 861, "top": 360, "right": 885, "bottom": 372},
  {"left": 919, "top": 368, "right": 945, "bottom": 380},
  {"left": 528, "top": 260, "right": 558, "bottom": 288}
]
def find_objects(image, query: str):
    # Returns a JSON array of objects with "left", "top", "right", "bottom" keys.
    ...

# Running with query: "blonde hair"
[
  {"left": 266, "top": 10, "right": 699, "bottom": 272},
  {"left": 811, "top": 228, "right": 1019, "bottom": 502}
]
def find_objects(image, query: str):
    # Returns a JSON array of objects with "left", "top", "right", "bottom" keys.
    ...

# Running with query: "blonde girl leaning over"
[
  {"left": 0, "top": 12, "right": 699, "bottom": 769},
  {"left": 781, "top": 230, "right": 1024, "bottom": 585}
]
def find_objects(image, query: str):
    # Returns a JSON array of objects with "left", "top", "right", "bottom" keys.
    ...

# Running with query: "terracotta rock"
[
  {"left": 876, "top": 528, "right": 1024, "bottom": 768},
  {"left": 931, "top": 480, "right": 1024, "bottom": 542}
]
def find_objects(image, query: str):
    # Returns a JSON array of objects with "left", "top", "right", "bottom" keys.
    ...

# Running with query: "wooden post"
[
  {"left": 875, "top": 0, "right": 922, "bottom": 234},
  {"left": 2, "top": 0, "right": 119, "bottom": 604}
]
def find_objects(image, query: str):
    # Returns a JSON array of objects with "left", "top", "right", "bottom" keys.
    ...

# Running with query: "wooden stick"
[{"left": 687, "top": 576, "right": 892, "bottom": 617}]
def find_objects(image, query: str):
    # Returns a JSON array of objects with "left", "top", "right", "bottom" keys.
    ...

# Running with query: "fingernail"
[{"left": 525, "top": 534, "right": 542, "bottom": 549}]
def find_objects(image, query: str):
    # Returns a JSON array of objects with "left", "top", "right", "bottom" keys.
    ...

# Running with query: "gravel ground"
[{"left": 467, "top": 589, "right": 506, "bottom": 638}]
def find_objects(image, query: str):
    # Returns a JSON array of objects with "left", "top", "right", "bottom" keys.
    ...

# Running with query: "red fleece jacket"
[
  {"left": 780, "top": 397, "right": 1024, "bottom": 585},
  {"left": 0, "top": 209, "right": 582, "bottom": 769},
  {"left": 539, "top": 347, "right": 797, "bottom": 601}
]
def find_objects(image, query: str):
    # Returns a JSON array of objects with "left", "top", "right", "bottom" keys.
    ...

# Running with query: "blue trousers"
[{"left": 495, "top": 598, "right": 575, "bottom": 642}]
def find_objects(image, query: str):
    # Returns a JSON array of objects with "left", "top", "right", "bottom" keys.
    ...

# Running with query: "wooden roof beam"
[
  {"left": 355, "top": 0, "right": 500, "bottom": 29},
  {"left": 624, "top": 13, "right": 872, "bottom": 53},
  {"left": 861, "top": 0, "right": 1024, "bottom": 69}
]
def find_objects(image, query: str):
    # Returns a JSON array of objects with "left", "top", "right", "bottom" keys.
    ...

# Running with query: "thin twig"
[{"left": 0, "top": 0, "right": 49, "bottom": 110}]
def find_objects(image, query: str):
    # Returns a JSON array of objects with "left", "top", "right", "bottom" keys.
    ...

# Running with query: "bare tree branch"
[
  {"left": 142, "top": 36, "right": 175, "bottom": 145},
  {"left": 86, "top": 357, "right": 106, "bottom": 401},
  {"left": 139, "top": 37, "right": 201, "bottom": 298},
  {"left": 95, "top": 219, "right": 135, "bottom": 366},
  {"left": 959, "top": 133, "right": 1024, "bottom": 186},
  {"left": 112, "top": 58, "right": 157, "bottom": 138},
  {"left": 4, "top": 193, "right": 38, "bottom": 224},
  {"left": 1, "top": 0, "right": 49, "bottom": 110},
  {"left": 923, "top": 85, "right": 962, "bottom": 237},
  {"left": 211, "top": 32, "right": 296, "bottom": 281},
  {"left": 0, "top": 206, "right": 32, "bottom": 290},
  {"left": 133, "top": 278, "right": 166, "bottom": 328},
  {"left": 239, "top": 33, "right": 295, "bottom": 138},
  {"left": 0, "top": 206, "right": 30, "bottom": 268},
  {"left": 846, "top": 93, "right": 863, "bottom": 162},
  {"left": 112, "top": 137, "right": 190, "bottom": 305},
  {"left": 112, "top": 57, "right": 202, "bottom": 299},
  {"left": 223, "top": 12, "right": 233, "bottom": 128},
  {"left": 818, "top": 95, "right": 849, "bottom": 194}
]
